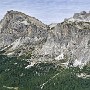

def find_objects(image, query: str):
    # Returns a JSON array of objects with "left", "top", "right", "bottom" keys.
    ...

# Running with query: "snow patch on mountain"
[
  {"left": 55, "top": 53, "right": 64, "bottom": 60},
  {"left": 25, "top": 61, "right": 36, "bottom": 69}
]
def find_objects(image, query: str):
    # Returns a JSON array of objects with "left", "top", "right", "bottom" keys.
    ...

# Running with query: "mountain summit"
[
  {"left": 67, "top": 11, "right": 90, "bottom": 22},
  {"left": 0, "top": 10, "right": 90, "bottom": 68},
  {"left": 0, "top": 10, "right": 48, "bottom": 56}
]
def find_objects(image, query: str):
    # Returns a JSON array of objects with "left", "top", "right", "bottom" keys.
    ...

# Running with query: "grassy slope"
[{"left": 0, "top": 55, "right": 90, "bottom": 90}]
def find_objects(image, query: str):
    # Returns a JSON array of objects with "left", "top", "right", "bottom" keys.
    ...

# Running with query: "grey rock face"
[
  {"left": 0, "top": 10, "right": 90, "bottom": 68},
  {"left": 0, "top": 10, "right": 48, "bottom": 55},
  {"left": 72, "top": 11, "right": 90, "bottom": 22},
  {"left": 31, "top": 20, "right": 90, "bottom": 68}
]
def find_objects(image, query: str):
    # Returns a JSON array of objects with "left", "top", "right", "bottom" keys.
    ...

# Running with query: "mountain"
[
  {"left": 67, "top": 11, "right": 90, "bottom": 22},
  {"left": 0, "top": 10, "right": 48, "bottom": 57},
  {"left": 0, "top": 10, "right": 90, "bottom": 68},
  {"left": 1, "top": 10, "right": 90, "bottom": 90}
]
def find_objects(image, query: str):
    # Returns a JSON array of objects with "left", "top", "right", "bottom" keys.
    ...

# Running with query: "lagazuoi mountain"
[
  {"left": 0, "top": 10, "right": 90, "bottom": 90},
  {"left": 0, "top": 10, "right": 90, "bottom": 68}
]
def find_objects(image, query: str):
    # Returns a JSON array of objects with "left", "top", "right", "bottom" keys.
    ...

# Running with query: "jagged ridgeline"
[
  {"left": 0, "top": 10, "right": 90, "bottom": 68},
  {"left": 0, "top": 10, "right": 90, "bottom": 89}
]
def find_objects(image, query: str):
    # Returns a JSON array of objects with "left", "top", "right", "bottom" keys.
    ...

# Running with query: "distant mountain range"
[{"left": 0, "top": 10, "right": 90, "bottom": 68}]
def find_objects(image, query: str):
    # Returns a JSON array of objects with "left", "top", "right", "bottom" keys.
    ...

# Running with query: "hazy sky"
[{"left": 0, "top": 0, "right": 90, "bottom": 24}]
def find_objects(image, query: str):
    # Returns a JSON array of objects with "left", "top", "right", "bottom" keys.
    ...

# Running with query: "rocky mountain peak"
[
  {"left": 66, "top": 11, "right": 90, "bottom": 22},
  {"left": 2, "top": 10, "right": 47, "bottom": 29},
  {"left": 0, "top": 10, "right": 48, "bottom": 55},
  {"left": 73, "top": 11, "right": 90, "bottom": 19},
  {"left": 0, "top": 10, "right": 90, "bottom": 68}
]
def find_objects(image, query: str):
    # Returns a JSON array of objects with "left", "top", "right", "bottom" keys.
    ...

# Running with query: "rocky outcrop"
[
  {"left": 32, "top": 11, "right": 90, "bottom": 68},
  {"left": 0, "top": 10, "right": 48, "bottom": 56},
  {"left": 46, "top": 21, "right": 90, "bottom": 68},
  {"left": 0, "top": 10, "right": 90, "bottom": 68},
  {"left": 67, "top": 11, "right": 90, "bottom": 22}
]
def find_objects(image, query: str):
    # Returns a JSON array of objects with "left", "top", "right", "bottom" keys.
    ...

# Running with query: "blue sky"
[{"left": 0, "top": 0, "right": 90, "bottom": 24}]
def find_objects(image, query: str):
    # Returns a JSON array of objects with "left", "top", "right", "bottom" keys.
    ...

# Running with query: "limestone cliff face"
[
  {"left": 0, "top": 10, "right": 48, "bottom": 56},
  {"left": 40, "top": 21, "right": 90, "bottom": 67},
  {"left": 0, "top": 10, "right": 90, "bottom": 67},
  {"left": 31, "top": 11, "right": 90, "bottom": 68}
]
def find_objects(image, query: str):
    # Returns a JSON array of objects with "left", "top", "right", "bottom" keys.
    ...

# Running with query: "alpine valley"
[{"left": 0, "top": 10, "right": 90, "bottom": 90}]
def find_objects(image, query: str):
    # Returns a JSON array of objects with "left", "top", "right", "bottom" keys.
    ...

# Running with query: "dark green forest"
[{"left": 0, "top": 55, "right": 90, "bottom": 90}]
